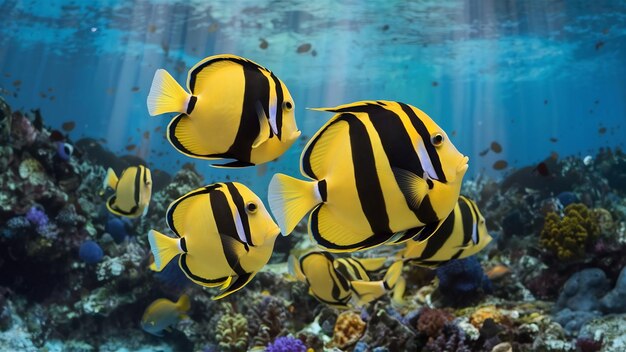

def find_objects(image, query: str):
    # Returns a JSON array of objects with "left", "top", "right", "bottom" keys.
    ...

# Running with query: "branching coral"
[
  {"left": 247, "top": 295, "right": 290, "bottom": 349},
  {"left": 540, "top": 203, "right": 600, "bottom": 260},
  {"left": 215, "top": 312, "right": 249, "bottom": 352},
  {"left": 330, "top": 311, "right": 366, "bottom": 349}
]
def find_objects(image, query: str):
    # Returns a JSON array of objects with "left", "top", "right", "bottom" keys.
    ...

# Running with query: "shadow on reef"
[{"left": 2, "top": 95, "right": 626, "bottom": 351}]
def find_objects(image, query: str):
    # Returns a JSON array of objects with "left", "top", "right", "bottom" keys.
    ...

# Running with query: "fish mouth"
[{"left": 457, "top": 156, "right": 469, "bottom": 173}]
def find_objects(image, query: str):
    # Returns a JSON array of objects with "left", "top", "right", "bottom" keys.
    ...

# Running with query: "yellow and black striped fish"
[
  {"left": 269, "top": 100, "right": 468, "bottom": 252},
  {"left": 147, "top": 54, "right": 301, "bottom": 168},
  {"left": 399, "top": 196, "right": 493, "bottom": 268},
  {"left": 289, "top": 251, "right": 404, "bottom": 309},
  {"left": 148, "top": 182, "right": 281, "bottom": 299},
  {"left": 102, "top": 165, "right": 152, "bottom": 218}
]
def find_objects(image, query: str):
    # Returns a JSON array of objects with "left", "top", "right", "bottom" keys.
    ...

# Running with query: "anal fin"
[{"left": 213, "top": 272, "right": 256, "bottom": 300}]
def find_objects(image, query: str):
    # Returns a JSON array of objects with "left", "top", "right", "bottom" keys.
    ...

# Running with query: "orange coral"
[
  {"left": 469, "top": 305, "right": 503, "bottom": 328},
  {"left": 540, "top": 203, "right": 600, "bottom": 260},
  {"left": 330, "top": 311, "right": 366, "bottom": 349}
]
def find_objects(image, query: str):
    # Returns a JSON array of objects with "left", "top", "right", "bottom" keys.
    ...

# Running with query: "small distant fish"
[
  {"left": 148, "top": 182, "right": 281, "bottom": 299},
  {"left": 259, "top": 38, "right": 269, "bottom": 49},
  {"left": 381, "top": 24, "right": 390, "bottom": 31},
  {"left": 399, "top": 196, "right": 493, "bottom": 268},
  {"left": 533, "top": 162, "right": 549, "bottom": 176},
  {"left": 598, "top": 127, "right": 607, "bottom": 134},
  {"left": 290, "top": 251, "right": 404, "bottom": 308},
  {"left": 12, "top": 80, "right": 21, "bottom": 87},
  {"left": 544, "top": 99, "right": 548, "bottom": 105},
  {"left": 141, "top": 295, "right": 190, "bottom": 336},
  {"left": 268, "top": 100, "right": 468, "bottom": 251},
  {"left": 147, "top": 54, "right": 300, "bottom": 167},
  {"left": 549, "top": 137, "right": 558, "bottom": 143},
  {"left": 148, "top": 24, "right": 157, "bottom": 33},
  {"left": 154, "top": 126, "right": 161, "bottom": 132},
  {"left": 490, "top": 141, "right": 502, "bottom": 153},
  {"left": 125, "top": 144, "right": 136, "bottom": 151},
  {"left": 143, "top": 131, "right": 150, "bottom": 139},
  {"left": 39, "top": 92, "right": 47, "bottom": 98},
  {"left": 131, "top": 86, "right": 140, "bottom": 92},
  {"left": 493, "top": 160, "right": 508, "bottom": 170},
  {"left": 297, "top": 43, "right": 312, "bottom": 53},
  {"left": 486, "top": 264, "right": 511, "bottom": 280},
  {"left": 311, "top": 50, "right": 317, "bottom": 57},
  {"left": 432, "top": 81, "right": 439, "bottom": 87},
  {"left": 479, "top": 148, "right": 489, "bottom": 157},
  {"left": 62, "top": 121, "right": 76, "bottom": 132},
  {"left": 595, "top": 41, "right": 605, "bottom": 50},
  {"left": 102, "top": 165, "right": 152, "bottom": 218}
]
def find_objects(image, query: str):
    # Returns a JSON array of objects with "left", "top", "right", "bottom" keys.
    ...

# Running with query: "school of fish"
[{"left": 98, "top": 54, "right": 492, "bottom": 332}]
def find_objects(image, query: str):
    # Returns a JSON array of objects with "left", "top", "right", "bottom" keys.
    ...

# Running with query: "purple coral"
[
  {"left": 25, "top": 206, "right": 58, "bottom": 239},
  {"left": 435, "top": 256, "right": 492, "bottom": 307},
  {"left": 265, "top": 336, "right": 307, "bottom": 352},
  {"left": 423, "top": 323, "right": 471, "bottom": 352},
  {"left": 26, "top": 206, "right": 49, "bottom": 228}
]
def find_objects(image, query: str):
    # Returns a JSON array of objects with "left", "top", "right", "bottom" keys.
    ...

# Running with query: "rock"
[
  {"left": 600, "top": 266, "right": 626, "bottom": 313},
  {"left": 556, "top": 268, "right": 610, "bottom": 312},
  {"left": 579, "top": 314, "right": 626, "bottom": 352}
]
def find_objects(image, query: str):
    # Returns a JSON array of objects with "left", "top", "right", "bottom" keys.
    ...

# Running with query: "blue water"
[{"left": 1, "top": 0, "right": 625, "bottom": 198}]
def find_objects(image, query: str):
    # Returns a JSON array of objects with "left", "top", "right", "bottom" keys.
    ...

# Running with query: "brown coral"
[
  {"left": 330, "top": 310, "right": 366, "bottom": 349},
  {"left": 540, "top": 203, "right": 600, "bottom": 260},
  {"left": 417, "top": 307, "right": 455, "bottom": 338}
]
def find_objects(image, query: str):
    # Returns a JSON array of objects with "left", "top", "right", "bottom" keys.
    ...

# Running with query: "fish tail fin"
[
  {"left": 385, "top": 260, "right": 406, "bottom": 305},
  {"left": 268, "top": 173, "right": 323, "bottom": 235},
  {"left": 176, "top": 294, "right": 191, "bottom": 312},
  {"left": 148, "top": 229, "right": 183, "bottom": 272},
  {"left": 147, "top": 69, "right": 190, "bottom": 116},
  {"left": 102, "top": 168, "right": 118, "bottom": 192},
  {"left": 350, "top": 280, "right": 388, "bottom": 306}
]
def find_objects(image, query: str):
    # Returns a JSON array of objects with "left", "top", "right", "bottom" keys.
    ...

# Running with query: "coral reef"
[
  {"left": 215, "top": 311, "right": 249, "bottom": 352},
  {"left": 330, "top": 311, "right": 366, "bottom": 349},
  {"left": 540, "top": 203, "right": 600, "bottom": 260},
  {"left": 1, "top": 98, "right": 626, "bottom": 351}
]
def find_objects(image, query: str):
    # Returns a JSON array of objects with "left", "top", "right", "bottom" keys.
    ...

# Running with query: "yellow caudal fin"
[
  {"left": 148, "top": 229, "right": 184, "bottom": 272},
  {"left": 391, "top": 276, "right": 406, "bottom": 306},
  {"left": 384, "top": 261, "right": 404, "bottom": 288},
  {"left": 385, "top": 261, "right": 406, "bottom": 305},
  {"left": 350, "top": 280, "right": 387, "bottom": 305},
  {"left": 268, "top": 174, "right": 323, "bottom": 235},
  {"left": 147, "top": 69, "right": 190, "bottom": 116},
  {"left": 102, "top": 168, "right": 118, "bottom": 192},
  {"left": 176, "top": 294, "right": 191, "bottom": 312}
]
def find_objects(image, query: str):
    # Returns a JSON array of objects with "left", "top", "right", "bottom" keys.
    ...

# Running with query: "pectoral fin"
[{"left": 392, "top": 167, "right": 428, "bottom": 211}]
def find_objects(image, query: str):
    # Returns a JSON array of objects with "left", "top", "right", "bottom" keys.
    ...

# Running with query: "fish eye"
[
  {"left": 430, "top": 133, "right": 444, "bottom": 147},
  {"left": 246, "top": 202, "right": 258, "bottom": 214},
  {"left": 283, "top": 101, "right": 293, "bottom": 111}
]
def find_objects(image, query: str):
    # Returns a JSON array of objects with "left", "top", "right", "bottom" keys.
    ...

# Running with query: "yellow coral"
[
  {"left": 469, "top": 305, "right": 503, "bottom": 328},
  {"left": 215, "top": 312, "right": 249, "bottom": 352},
  {"left": 330, "top": 310, "right": 366, "bottom": 349},
  {"left": 540, "top": 203, "right": 600, "bottom": 260}
]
